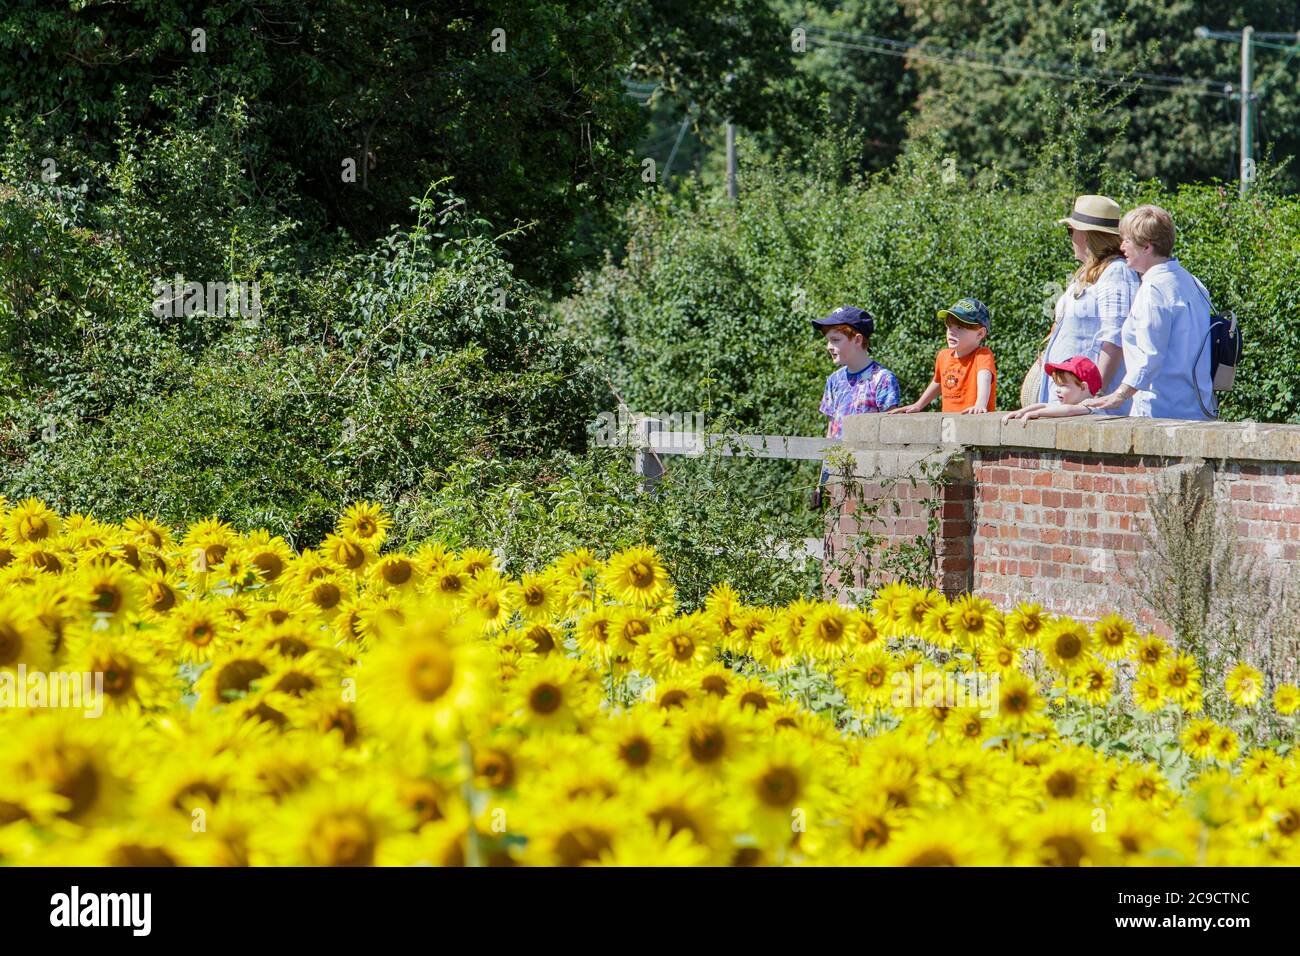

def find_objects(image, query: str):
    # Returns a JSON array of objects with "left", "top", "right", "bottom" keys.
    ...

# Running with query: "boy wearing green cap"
[{"left": 888, "top": 297, "right": 996, "bottom": 415}]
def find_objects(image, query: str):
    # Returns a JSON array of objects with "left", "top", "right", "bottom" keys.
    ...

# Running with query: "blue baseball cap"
[
  {"left": 811, "top": 305, "right": 874, "bottom": 336},
  {"left": 937, "top": 297, "right": 991, "bottom": 334}
]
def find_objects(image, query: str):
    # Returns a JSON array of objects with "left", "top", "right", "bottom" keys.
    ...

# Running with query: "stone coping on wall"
[{"left": 840, "top": 412, "right": 1300, "bottom": 462}]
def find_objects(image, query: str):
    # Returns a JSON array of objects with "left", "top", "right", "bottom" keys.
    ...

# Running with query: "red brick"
[
  {"left": 1033, "top": 471, "right": 1054, "bottom": 486},
  {"left": 1253, "top": 485, "right": 1276, "bottom": 503},
  {"left": 1062, "top": 491, "right": 1083, "bottom": 508},
  {"left": 1063, "top": 458, "right": 1084, "bottom": 471},
  {"left": 1017, "top": 560, "right": 1037, "bottom": 576},
  {"left": 1041, "top": 490, "right": 1062, "bottom": 508},
  {"left": 1021, "top": 488, "right": 1042, "bottom": 505},
  {"left": 1040, "top": 562, "right": 1062, "bottom": 578},
  {"left": 989, "top": 467, "right": 1012, "bottom": 485},
  {"left": 1052, "top": 546, "right": 1073, "bottom": 563},
  {"left": 1230, "top": 483, "right": 1254, "bottom": 501}
]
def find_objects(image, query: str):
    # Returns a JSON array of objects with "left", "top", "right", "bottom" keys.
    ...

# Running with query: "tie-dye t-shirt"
[{"left": 819, "top": 360, "right": 901, "bottom": 438}]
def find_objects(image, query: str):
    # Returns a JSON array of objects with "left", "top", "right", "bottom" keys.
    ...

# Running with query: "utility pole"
[
  {"left": 725, "top": 122, "right": 737, "bottom": 200},
  {"left": 1196, "top": 25, "right": 1300, "bottom": 195},
  {"left": 1240, "top": 26, "right": 1254, "bottom": 195}
]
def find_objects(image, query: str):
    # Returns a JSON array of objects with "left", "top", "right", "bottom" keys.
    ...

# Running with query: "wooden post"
[{"left": 634, "top": 416, "right": 664, "bottom": 493}]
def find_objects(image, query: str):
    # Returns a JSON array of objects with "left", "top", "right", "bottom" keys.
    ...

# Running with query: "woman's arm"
[{"left": 1096, "top": 342, "right": 1123, "bottom": 390}]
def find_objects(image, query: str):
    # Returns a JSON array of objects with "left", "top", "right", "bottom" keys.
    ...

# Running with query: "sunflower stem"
[{"left": 459, "top": 736, "right": 484, "bottom": 868}]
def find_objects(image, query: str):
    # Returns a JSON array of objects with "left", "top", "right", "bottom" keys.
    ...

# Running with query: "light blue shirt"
[
  {"left": 1041, "top": 258, "right": 1140, "bottom": 415},
  {"left": 1121, "top": 258, "right": 1216, "bottom": 420}
]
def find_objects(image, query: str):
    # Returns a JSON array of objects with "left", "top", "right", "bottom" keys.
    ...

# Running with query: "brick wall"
[{"left": 824, "top": 413, "right": 1300, "bottom": 638}]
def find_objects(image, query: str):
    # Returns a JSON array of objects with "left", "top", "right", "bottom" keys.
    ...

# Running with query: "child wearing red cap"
[{"left": 1002, "top": 355, "right": 1107, "bottom": 422}]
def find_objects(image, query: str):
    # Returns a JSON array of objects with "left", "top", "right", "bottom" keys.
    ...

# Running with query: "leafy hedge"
[{"left": 559, "top": 147, "right": 1300, "bottom": 430}]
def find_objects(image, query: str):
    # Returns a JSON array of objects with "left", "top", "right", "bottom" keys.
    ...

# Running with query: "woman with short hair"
[
  {"left": 1083, "top": 204, "right": 1215, "bottom": 420},
  {"left": 1033, "top": 195, "right": 1139, "bottom": 412}
]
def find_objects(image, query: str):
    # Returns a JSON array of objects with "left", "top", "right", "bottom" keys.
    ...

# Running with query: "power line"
[{"left": 804, "top": 27, "right": 1233, "bottom": 99}]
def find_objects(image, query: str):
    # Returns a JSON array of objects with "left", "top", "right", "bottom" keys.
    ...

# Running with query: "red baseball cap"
[{"left": 1043, "top": 355, "right": 1102, "bottom": 396}]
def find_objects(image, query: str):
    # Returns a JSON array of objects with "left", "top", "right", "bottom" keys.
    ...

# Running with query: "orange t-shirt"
[{"left": 933, "top": 346, "right": 996, "bottom": 412}]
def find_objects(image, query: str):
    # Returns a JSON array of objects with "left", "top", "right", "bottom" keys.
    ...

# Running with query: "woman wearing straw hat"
[{"left": 1023, "top": 195, "right": 1140, "bottom": 413}]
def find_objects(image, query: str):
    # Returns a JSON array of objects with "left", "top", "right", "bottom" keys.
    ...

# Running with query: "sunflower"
[
  {"left": 519, "top": 795, "right": 627, "bottom": 867},
  {"left": 752, "top": 625, "right": 798, "bottom": 671},
  {"left": 251, "top": 777, "right": 413, "bottom": 866},
  {"left": 337, "top": 501, "right": 393, "bottom": 549},
  {"left": 300, "top": 572, "right": 353, "bottom": 620},
  {"left": 630, "top": 770, "right": 728, "bottom": 858},
  {"left": 1071, "top": 656, "right": 1115, "bottom": 707},
  {"left": 732, "top": 740, "right": 824, "bottom": 847},
  {"left": 507, "top": 655, "right": 597, "bottom": 734},
  {"left": 0, "top": 600, "right": 52, "bottom": 676},
  {"left": 65, "top": 632, "right": 175, "bottom": 713},
  {"left": 514, "top": 570, "right": 562, "bottom": 623},
  {"left": 1131, "top": 674, "right": 1166, "bottom": 713},
  {"left": 898, "top": 589, "right": 946, "bottom": 640},
  {"left": 977, "top": 636, "right": 1021, "bottom": 674},
  {"left": 608, "top": 605, "right": 653, "bottom": 659},
  {"left": 837, "top": 648, "right": 897, "bottom": 710},
  {"left": 4, "top": 712, "right": 132, "bottom": 825},
  {"left": 180, "top": 516, "right": 238, "bottom": 572},
  {"left": 463, "top": 569, "right": 518, "bottom": 632},
  {"left": 357, "top": 603, "right": 493, "bottom": 744},
  {"left": 800, "top": 602, "right": 857, "bottom": 661},
  {"left": 1180, "top": 718, "right": 1218, "bottom": 762},
  {"left": 601, "top": 545, "right": 670, "bottom": 606},
  {"left": 1212, "top": 726, "right": 1241, "bottom": 765},
  {"left": 164, "top": 602, "right": 229, "bottom": 663},
  {"left": 723, "top": 606, "right": 772, "bottom": 657},
  {"left": 5, "top": 498, "right": 62, "bottom": 545},
  {"left": 675, "top": 700, "right": 749, "bottom": 776},
  {"left": 1004, "top": 602, "right": 1049, "bottom": 647},
  {"left": 1092, "top": 614, "right": 1137, "bottom": 661},
  {"left": 195, "top": 650, "right": 275, "bottom": 707},
  {"left": 1134, "top": 633, "right": 1171, "bottom": 670},
  {"left": 595, "top": 820, "right": 714, "bottom": 867},
  {"left": 639, "top": 614, "right": 714, "bottom": 675},
  {"left": 138, "top": 569, "right": 181, "bottom": 616},
  {"left": 122, "top": 513, "right": 171, "bottom": 551},
  {"left": 696, "top": 662, "right": 736, "bottom": 700},
  {"left": 574, "top": 605, "right": 617, "bottom": 662},
  {"left": 995, "top": 671, "right": 1044, "bottom": 733},
  {"left": 74, "top": 561, "right": 140, "bottom": 629},
  {"left": 870, "top": 582, "right": 912, "bottom": 638},
  {"left": 877, "top": 813, "right": 1007, "bottom": 866},
  {"left": 319, "top": 533, "right": 373, "bottom": 575},
  {"left": 243, "top": 530, "right": 295, "bottom": 586},
  {"left": 1274, "top": 683, "right": 1300, "bottom": 716},
  {"left": 1225, "top": 661, "right": 1264, "bottom": 709},
  {"left": 1158, "top": 653, "right": 1202, "bottom": 707},
  {"left": 519, "top": 621, "right": 562, "bottom": 657},
  {"left": 945, "top": 593, "right": 1002, "bottom": 651},
  {"left": 1013, "top": 803, "right": 1115, "bottom": 866},
  {"left": 731, "top": 676, "right": 782, "bottom": 715},
  {"left": 1040, "top": 618, "right": 1093, "bottom": 673},
  {"left": 919, "top": 602, "right": 959, "bottom": 650}
]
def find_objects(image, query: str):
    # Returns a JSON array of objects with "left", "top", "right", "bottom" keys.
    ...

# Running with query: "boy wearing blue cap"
[
  {"left": 813, "top": 305, "right": 901, "bottom": 438},
  {"left": 811, "top": 306, "right": 900, "bottom": 509}
]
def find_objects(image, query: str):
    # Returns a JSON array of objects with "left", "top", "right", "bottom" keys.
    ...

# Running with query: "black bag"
[{"left": 1192, "top": 280, "right": 1243, "bottom": 419}]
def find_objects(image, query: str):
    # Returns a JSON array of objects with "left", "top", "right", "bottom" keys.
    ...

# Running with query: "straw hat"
[{"left": 1058, "top": 195, "right": 1122, "bottom": 235}]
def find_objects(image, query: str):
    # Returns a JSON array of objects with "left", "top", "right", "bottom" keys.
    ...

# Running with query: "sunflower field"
[{"left": 0, "top": 495, "right": 1297, "bottom": 867}]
